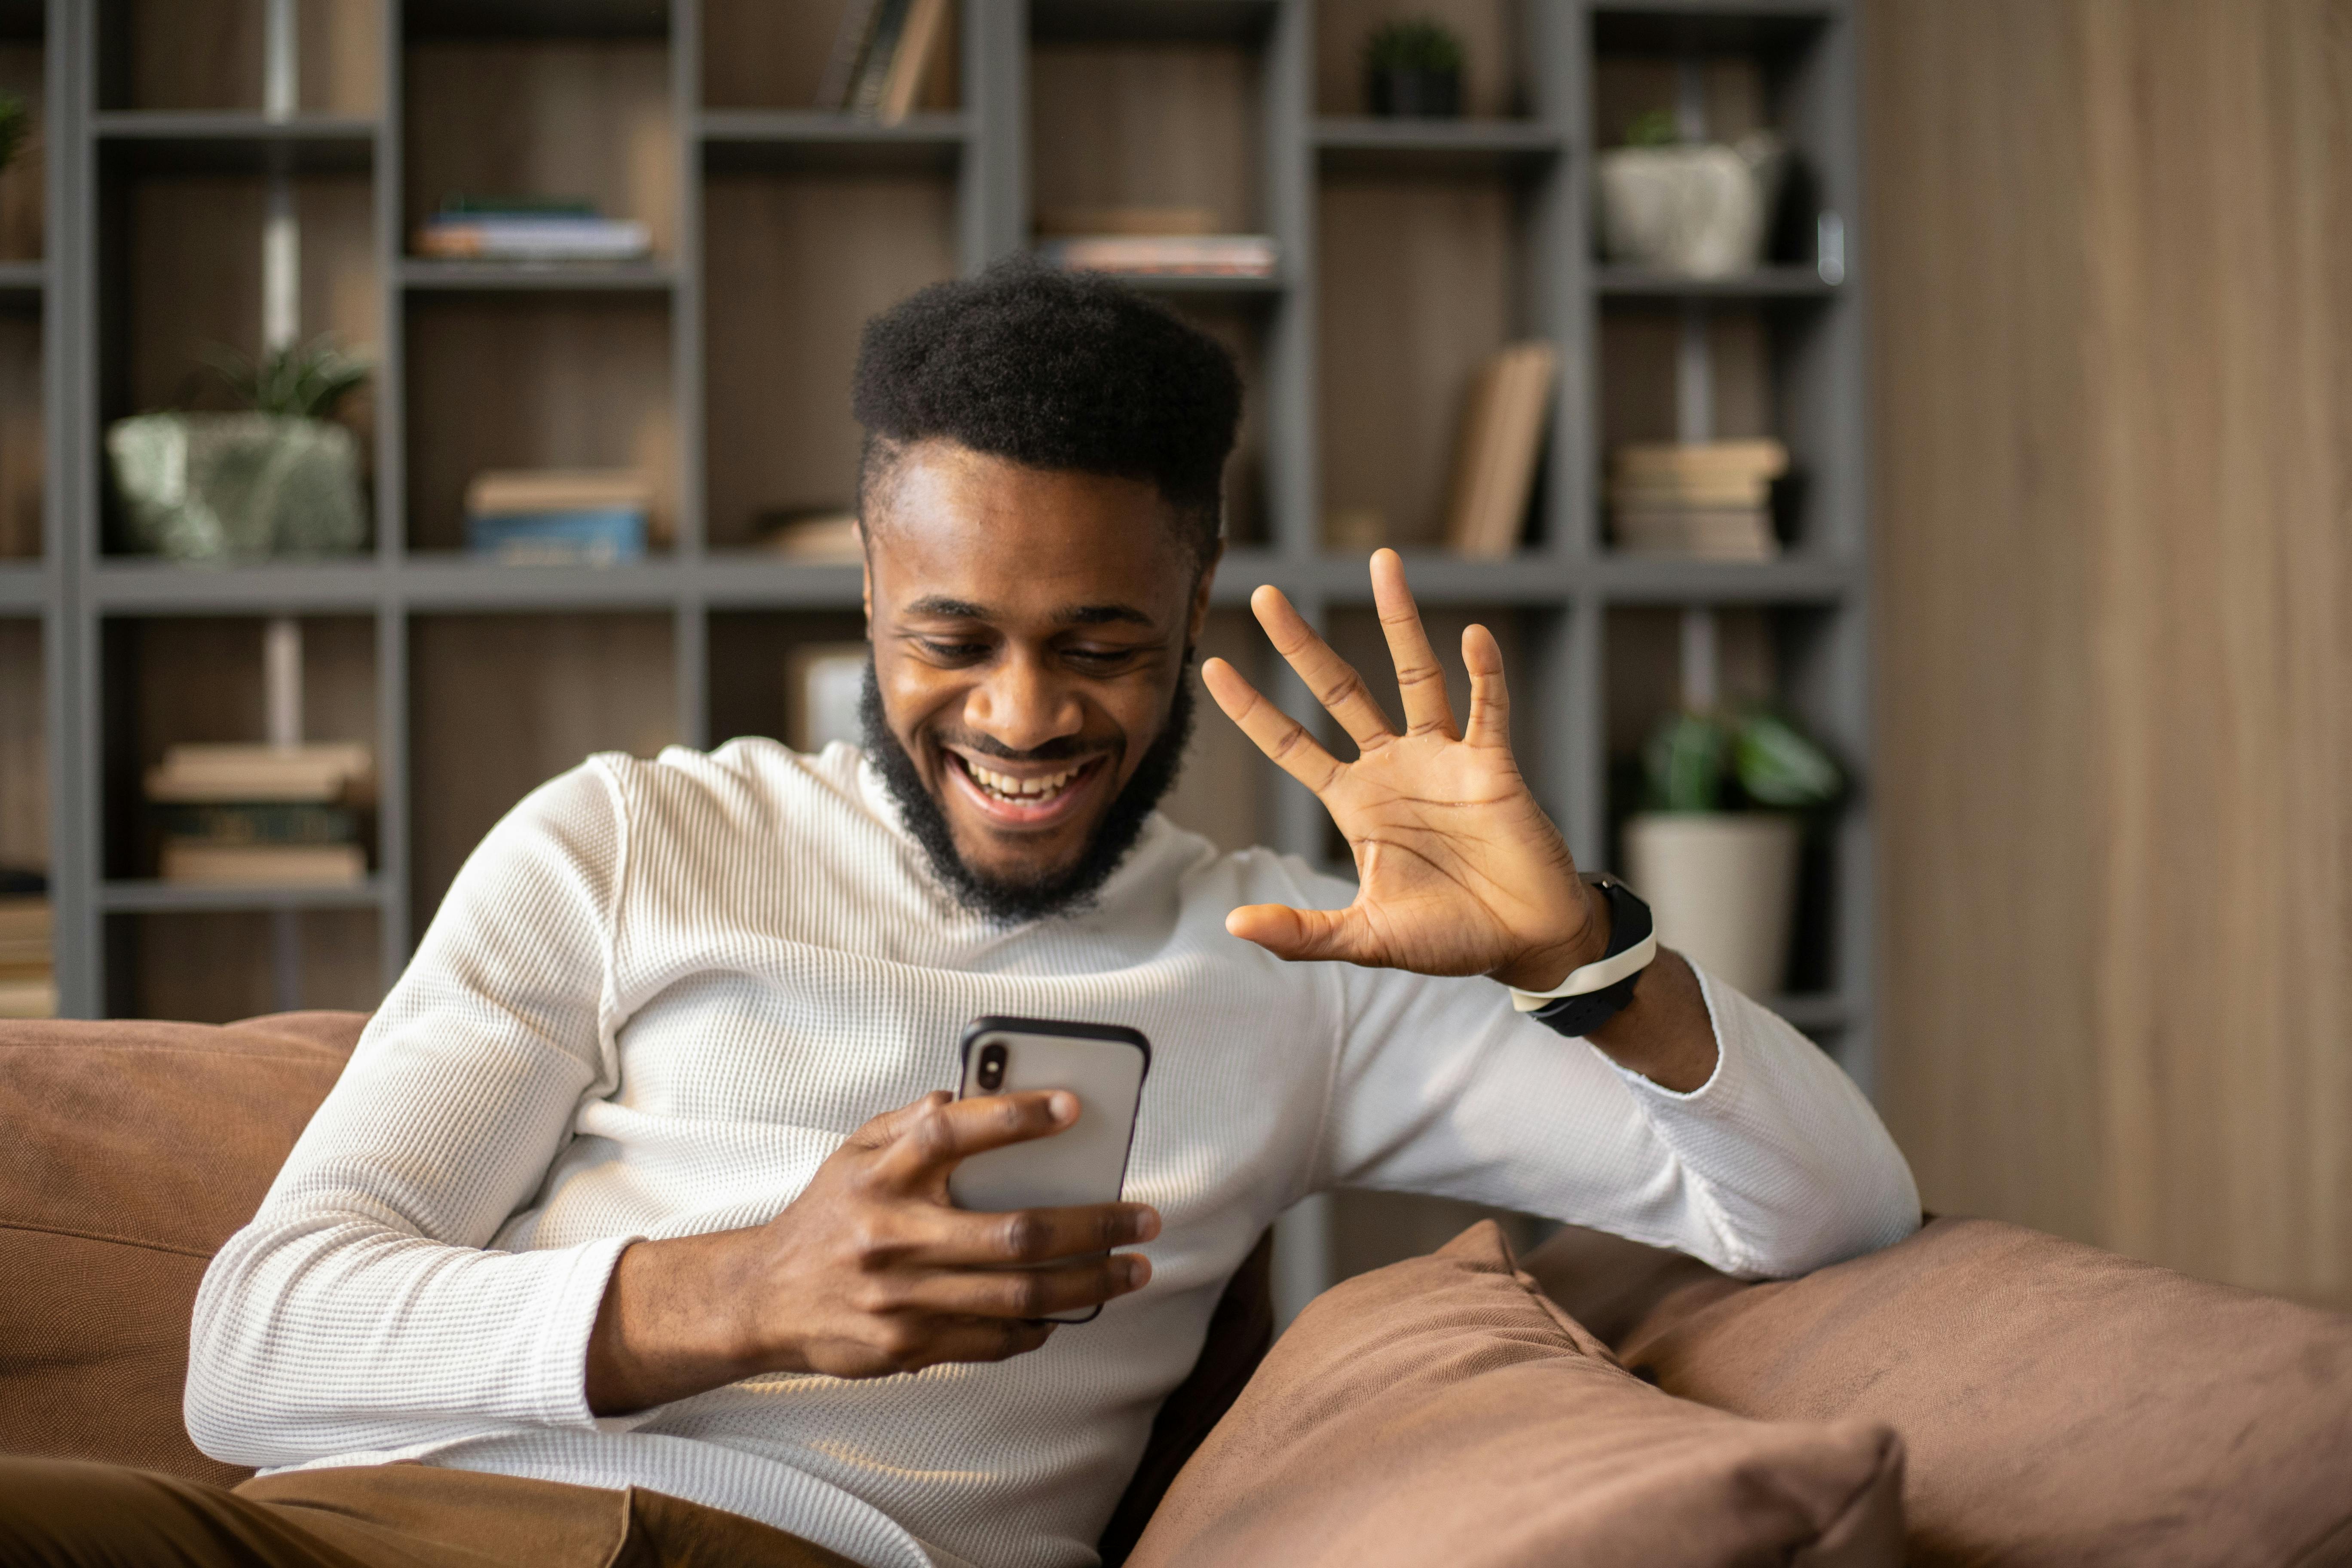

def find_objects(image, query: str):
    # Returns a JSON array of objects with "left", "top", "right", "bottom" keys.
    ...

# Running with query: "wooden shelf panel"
[
  {"left": 91, "top": 113, "right": 377, "bottom": 174},
  {"left": 1590, "top": 3, "right": 1837, "bottom": 56},
  {"left": 99, "top": 878, "right": 389, "bottom": 913},
  {"left": 699, "top": 112, "right": 969, "bottom": 175},
  {"left": 1313, "top": 117, "right": 1566, "bottom": 175},
  {"left": 404, "top": 0, "right": 670, "bottom": 41},
  {"left": 399, "top": 258, "right": 677, "bottom": 293}
]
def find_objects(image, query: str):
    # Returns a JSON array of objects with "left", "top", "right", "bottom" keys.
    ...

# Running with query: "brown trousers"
[{"left": 0, "top": 1457, "right": 861, "bottom": 1568}]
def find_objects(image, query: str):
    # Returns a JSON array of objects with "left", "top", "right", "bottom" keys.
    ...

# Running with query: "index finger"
[{"left": 877, "top": 1090, "right": 1079, "bottom": 1185}]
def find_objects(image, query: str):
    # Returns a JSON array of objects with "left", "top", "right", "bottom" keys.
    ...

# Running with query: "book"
[
  {"left": 466, "top": 508, "right": 649, "bottom": 565},
  {"left": 159, "top": 842, "right": 367, "bottom": 887},
  {"left": 816, "top": 0, "right": 886, "bottom": 110},
  {"left": 1611, "top": 438, "right": 1788, "bottom": 481},
  {"left": 0, "top": 894, "right": 49, "bottom": 944},
  {"left": 155, "top": 803, "right": 361, "bottom": 846},
  {"left": 0, "top": 975, "right": 55, "bottom": 1019},
  {"left": 756, "top": 510, "right": 863, "bottom": 561},
  {"left": 413, "top": 215, "right": 651, "bottom": 263},
  {"left": 1034, "top": 235, "right": 1279, "bottom": 278},
  {"left": 467, "top": 469, "right": 654, "bottom": 516},
  {"left": 1442, "top": 342, "right": 1560, "bottom": 557},
  {"left": 1611, "top": 507, "right": 1778, "bottom": 560},
  {"left": 876, "top": 0, "right": 950, "bottom": 126},
  {"left": 848, "top": 0, "right": 916, "bottom": 118},
  {"left": 145, "top": 743, "right": 374, "bottom": 805}
]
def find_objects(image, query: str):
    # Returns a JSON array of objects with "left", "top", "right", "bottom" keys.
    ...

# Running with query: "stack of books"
[
  {"left": 1442, "top": 341, "right": 1560, "bottom": 557},
  {"left": 413, "top": 197, "right": 651, "bottom": 264},
  {"left": 1034, "top": 234, "right": 1279, "bottom": 280},
  {"left": 146, "top": 744, "right": 373, "bottom": 886},
  {"left": 1608, "top": 440, "right": 1788, "bottom": 560},
  {"left": 466, "top": 469, "right": 654, "bottom": 564},
  {"left": 818, "top": 0, "right": 953, "bottom": 124},
  {"left": 0, "top": 879, "right": 53, "bottom": 1019}
]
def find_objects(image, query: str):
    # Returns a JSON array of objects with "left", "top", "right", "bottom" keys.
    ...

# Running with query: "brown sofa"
[{"left": 5, "top": 1012, "right": 2349, "bottom": 1567}]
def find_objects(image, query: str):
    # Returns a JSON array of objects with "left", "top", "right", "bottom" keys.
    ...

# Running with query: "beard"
[{"left": 859, "top": 654, "right": 1197, "bottom": 925}]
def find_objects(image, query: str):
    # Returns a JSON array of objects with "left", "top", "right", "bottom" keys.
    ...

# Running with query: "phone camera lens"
[{"left": 977, "top": 1041, "right": 1007, "bottom": 1093}]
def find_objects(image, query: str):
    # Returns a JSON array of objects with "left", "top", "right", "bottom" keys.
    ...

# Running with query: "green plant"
[
  {"left": 1624, "top": 106, "right": 1681, "bottom": 148},
  {"left": 0, "top": 91, "right": 28, "bottom": 175},
  {"left": 1643, "top": 705, "right": 1843, "bottom": 813},
  {"left": 202, "top": 335, "right": 373, "bottom": 420},
  {"left": 1363, "top": 17, "right": 1465, "bottom": 75}
]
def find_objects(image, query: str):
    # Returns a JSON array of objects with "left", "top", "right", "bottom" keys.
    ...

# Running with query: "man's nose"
[{"left": 963, "top": 652, "right": 1085, "bottom": 755}]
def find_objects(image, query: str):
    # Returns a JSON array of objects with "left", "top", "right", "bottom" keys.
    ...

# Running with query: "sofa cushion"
[
  {"left": 0, "top": 1011, "right": 366, "bottom": 1485},
  {"left": 1523, "top": 1216, "right": 2352, "bottom": 1568},
  {"left": 1126, "top": 1221, "right": 1904, "bottom": 1568}
]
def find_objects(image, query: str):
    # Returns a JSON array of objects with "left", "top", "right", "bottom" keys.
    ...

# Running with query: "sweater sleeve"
[
  {"left": 186, "top": 762, "right": 639, "bottom": 1467},
  {"left": 1320, "top": 951, "right": 1921, "bottom": 1280}
]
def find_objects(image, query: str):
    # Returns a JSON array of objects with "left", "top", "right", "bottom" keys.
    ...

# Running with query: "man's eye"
[
  {"left": 919, "top": 640, "right": 990, "bottom": 662},
  {"left": 1063, "top": 646, "right": 1142, "bottom": 670}
]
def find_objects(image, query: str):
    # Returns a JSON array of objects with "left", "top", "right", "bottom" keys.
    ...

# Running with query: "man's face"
[{"left": 861, "top": 439, "right": 1216, "bottom": 909}]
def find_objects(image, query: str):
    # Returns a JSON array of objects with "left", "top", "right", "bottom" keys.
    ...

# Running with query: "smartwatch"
[{"left": 1509, "top": 874, "right": 1658, "bottom": 1039}]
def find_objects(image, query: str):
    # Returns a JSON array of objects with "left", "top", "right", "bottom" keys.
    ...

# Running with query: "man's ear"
[
  {"left": 1187, "top": 537, "right": 1224, "bottom": 647},
  {"left": 858, "top": 521, "right": 873, "bottom": 633}
]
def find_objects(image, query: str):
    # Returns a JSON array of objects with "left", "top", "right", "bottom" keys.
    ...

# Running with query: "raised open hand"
[{"left": 1202, "top": 549, "right": 1605, "bottom": 992}]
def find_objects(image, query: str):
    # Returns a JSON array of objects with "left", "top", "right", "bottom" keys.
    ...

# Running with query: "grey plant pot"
[
  {"left": 107, "top": 412, "right": 368, "bottom": 560},
  {"left": 1367, "top": 66, "right": 1461, "bottom": 118}
]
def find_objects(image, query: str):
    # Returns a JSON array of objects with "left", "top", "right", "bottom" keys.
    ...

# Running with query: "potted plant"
[
  {"left": 106, "top": 336, "right": 372, "bottom": 560},
  {"left": 1363, "top": 18, "right": 1464, "bottom": 118},
  {"left": 1594, "top": 108, "right": 1787, "bottom": 278},
  {"left": 1622, "top": 705, "right": 1842, "bottom": 998}
]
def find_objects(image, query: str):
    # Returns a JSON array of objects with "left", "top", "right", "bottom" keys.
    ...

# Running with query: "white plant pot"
[
  {"left": 1594, "top": 133, "right": 1786, "bottom": 278},
  {"left": 1623, "top": 812, "right": 1801, "bottom": 998}
]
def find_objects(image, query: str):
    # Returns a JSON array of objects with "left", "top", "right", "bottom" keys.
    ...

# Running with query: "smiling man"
[{"left": 0, "top": 262, "right": 1918, "bottom": 1568}]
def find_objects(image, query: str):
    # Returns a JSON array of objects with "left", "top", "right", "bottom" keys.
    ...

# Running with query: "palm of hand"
[{"left": 1202, "top": 551, "right": 1596, "bottom": 985}]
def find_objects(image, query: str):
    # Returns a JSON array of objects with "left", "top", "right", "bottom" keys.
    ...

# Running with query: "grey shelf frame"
[{"left": 29, "top": 0, "right": 1871, "bottom": 1097}]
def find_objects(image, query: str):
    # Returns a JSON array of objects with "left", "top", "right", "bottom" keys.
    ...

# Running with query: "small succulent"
[
  {"left": 1363, "top": 17, "right": 1465, "bottom": 75},
  {"left": 0, "top": 91, "right": 27, "bottom": 175},
  {"left": 1643, "top": 705, "right": 1843, "bottom": 814},
  {"left": 202, "top": 335, "right": 373, "bottom": 421},
  {"left": 1624, "top": 106, "right": 1681, "bottom": 148}
]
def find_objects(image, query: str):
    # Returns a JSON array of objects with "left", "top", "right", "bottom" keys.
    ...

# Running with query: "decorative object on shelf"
[
  {"left": 106, "top": 335, "right": 371, "bottom": 561},
  {"left": 1442, "top": 340, "right": 1558, "bottom": 557},
  {"left": 816, "top": 0, "right": 952, "bottom": 126},
  {"left": 0, "top": 870, "right": 53, "bottom": 1020},
  {"left": 1363, "top": 17, "right": 1464, "bottom": 118},
  {"left": 788, "top": 643, "right": 873, "bottom": 753},
  {"left": 1034, "top": 234, "right": 1277, "bottom": 280},
  {"left": 465, "top": 468, "right": 653, "bottom": 565},
  {"left": 145, "top": 742, "right": 374, "bottom": 888},
  {"left": 1596, "top": 110, "right": 1788, "bottom": 278},
  {"left": 1623, "top": 706, "right": 1842, "bottom": 998},
  {"left": 413, "top": 196, "right": 651, "bottom": 263},
  {"left": 0, "top": 90, "right": 28, "bottom": 176},
  {"left": 756, "top": 508, "right": 862, "bottom": 561},
  {"left": 1609, "top": 439, "right": 1787, "bottom": 560}
]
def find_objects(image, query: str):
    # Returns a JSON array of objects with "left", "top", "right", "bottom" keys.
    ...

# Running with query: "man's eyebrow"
[
  {"left": 903, "top": 595, "right": 990, "bottom": 619},
  {"left": 899, "top": 597, "right": 1157, "bottom": 630},
  {"left": 1060, "top": 604, "right": 1155, "bottom": 628}
]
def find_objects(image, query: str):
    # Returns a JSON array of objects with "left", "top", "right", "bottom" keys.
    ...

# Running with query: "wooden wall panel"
[
  {"left": 1030, "top": 43, "right": 1262, "bottom": 232},
  {"left": 0, "top": 618, "right": 42, "bottom": 872},
  {"left": 1868, "top": 0, "right": 2351, "bottom": 1305}
]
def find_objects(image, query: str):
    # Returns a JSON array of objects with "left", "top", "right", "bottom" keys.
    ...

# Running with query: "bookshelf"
[{"left": 32, "top": 0, "right": 1868, "bottom": 1302}]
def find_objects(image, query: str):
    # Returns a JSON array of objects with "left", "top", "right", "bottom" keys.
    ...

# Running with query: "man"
[{"left": 0, "top": 263, "right": 1917, "bottom": 1568}]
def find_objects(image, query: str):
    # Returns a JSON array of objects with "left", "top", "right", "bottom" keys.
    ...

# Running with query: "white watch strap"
[{"left": 1507, "top": 932, "right": 1660, "bottom": 1013}]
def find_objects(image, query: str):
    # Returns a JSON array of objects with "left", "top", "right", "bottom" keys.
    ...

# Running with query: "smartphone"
[{"left": 948, "top": 1016, "right": 1151, "bottom": 1323}]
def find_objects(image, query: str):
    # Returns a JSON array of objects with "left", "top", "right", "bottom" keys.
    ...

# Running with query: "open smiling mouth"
[{"left": 944, "top": 750, "right": 1109, "bottom": 827}]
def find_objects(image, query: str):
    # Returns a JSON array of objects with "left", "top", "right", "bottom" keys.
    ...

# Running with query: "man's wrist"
[{"left": 1492, "top": 877, "right": 1614, "bottom": 993}]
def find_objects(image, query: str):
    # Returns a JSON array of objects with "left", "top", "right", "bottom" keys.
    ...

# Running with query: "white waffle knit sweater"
[{"left": 187, "top": 738, "right": 1919, "bottom": 1568}]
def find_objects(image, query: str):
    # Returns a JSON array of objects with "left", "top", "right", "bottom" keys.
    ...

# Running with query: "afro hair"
[{"left": 851, "top": 257, "right": 1243, "bottom": 561}]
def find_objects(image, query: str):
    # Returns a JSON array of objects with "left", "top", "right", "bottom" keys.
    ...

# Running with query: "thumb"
[{"left": 1225, "top": 902, "right": 1362, "bottom": 963}]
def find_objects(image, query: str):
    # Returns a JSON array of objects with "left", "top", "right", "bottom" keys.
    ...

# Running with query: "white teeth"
[{"left": 965, "top": 760, "right": 1081, "bottom": 802}]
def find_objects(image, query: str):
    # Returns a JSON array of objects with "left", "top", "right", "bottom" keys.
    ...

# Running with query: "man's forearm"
[
  {"left": 1503, "top": 877, "right": 1719, "bottom": 1093},
  {"left": 588, "top": 1231, "right": 769, "bottom": 1415}
]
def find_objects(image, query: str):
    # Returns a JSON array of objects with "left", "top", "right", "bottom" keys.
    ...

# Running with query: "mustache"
[{"left": 933, "top": 732, "right": 1109, "bottom": 764}]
